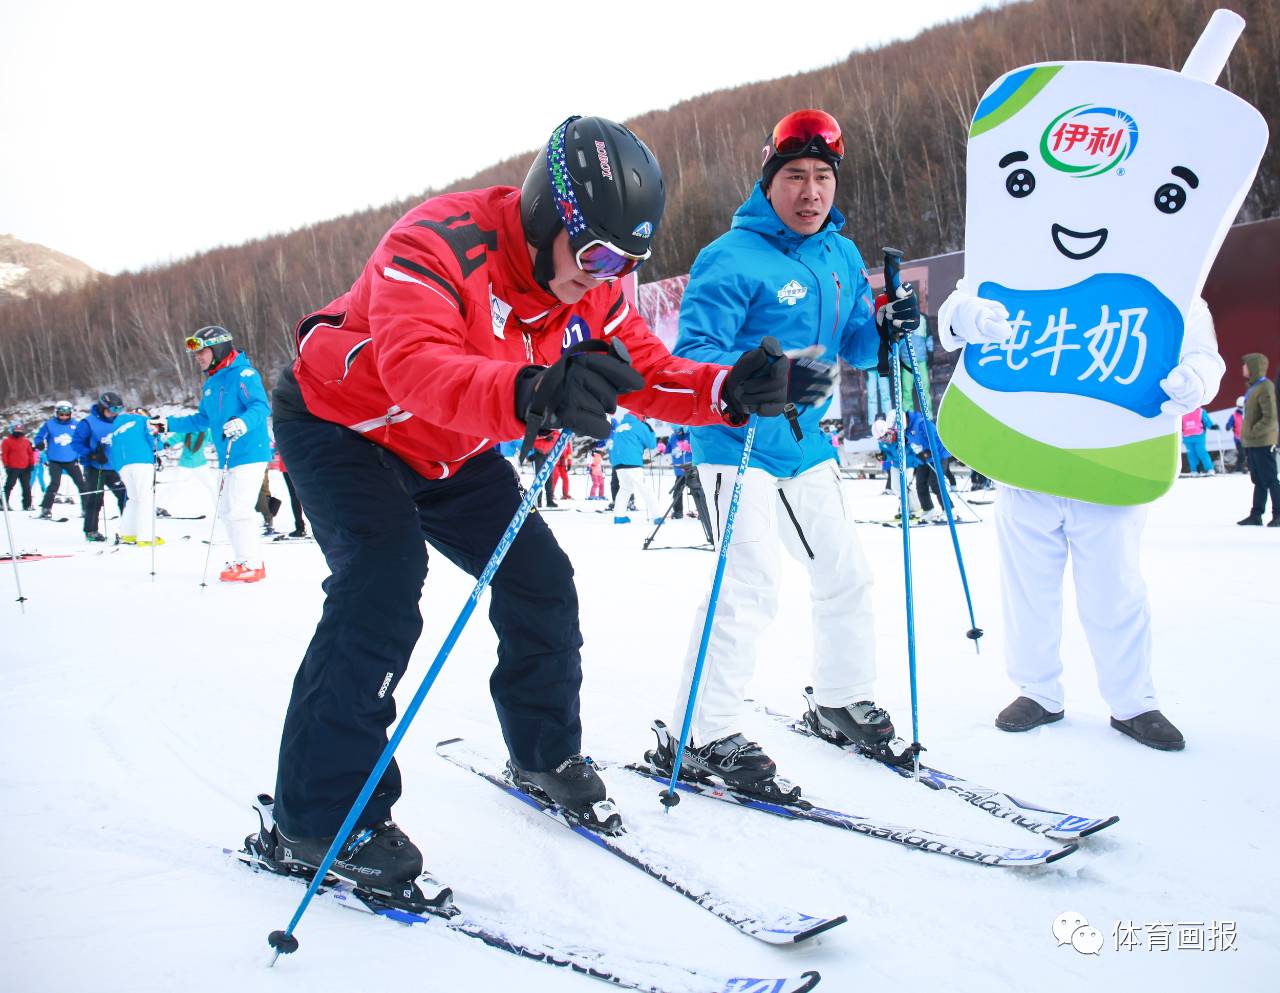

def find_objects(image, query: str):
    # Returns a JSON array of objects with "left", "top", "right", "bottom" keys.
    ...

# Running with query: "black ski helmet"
[
  {"left": 520, "top": 116, "right": 665, "bottom": 289},
  {"left": 99, "top": 390, "right": 124, "bottom": 413},
  {"left": 187, "top": 325, "right": 236, "bottom": 371}
]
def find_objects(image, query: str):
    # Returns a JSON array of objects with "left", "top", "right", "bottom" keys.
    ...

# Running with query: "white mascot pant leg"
[
  {"left": 995, "top": 487, "right": 1157, "bottom": 720},
  {"left": 220, "top": 462, "right": 268, "bottom": 567},
  {"left": 673, "top": 461, "right": 877, "bottom": 744},
  {"left": 615, "top": 466, "right": 657, "bottom": 519},
  {"left": 118, "top": 463, "right": 153, "bottom": 538}
]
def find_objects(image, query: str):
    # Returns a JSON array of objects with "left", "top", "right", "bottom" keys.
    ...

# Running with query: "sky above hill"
[{"left": 1, "top": 0, "right": 1013, "bottom": 275}]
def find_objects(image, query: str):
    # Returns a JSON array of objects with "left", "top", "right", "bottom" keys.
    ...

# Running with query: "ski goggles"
[
  {"left": 185, "top": 328, "right": 233, "bottom": 352},
  {"left": 105, "top": 404, "right": 125, "bottom": 414},
  {"left": 574, "top": 238, "right": 649, "bottom": 280},
  {"left": 771, "top": 109, "right": 845, "bottom": 159}
]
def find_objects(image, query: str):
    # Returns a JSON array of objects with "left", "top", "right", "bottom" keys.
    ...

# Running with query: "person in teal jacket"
[
  {"left": 152, "top": 326, "right": 271, "bottom": 581},
  {"left": 109, "top": 412, "right": 161, "bottom": 544},
  {"left": 609, "top": 411, "right": 658, "bottom": 523},
  {"left": 1180, "top": 407, "right": 1216, "bottom": 475},
  {"left": 655, "top": 109, "right": 923, "bottom": 790}
]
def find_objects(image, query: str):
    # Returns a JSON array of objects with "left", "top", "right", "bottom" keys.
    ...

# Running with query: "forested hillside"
[{"left": 0, "top": 0, "right": 1273, "bottom": 407}]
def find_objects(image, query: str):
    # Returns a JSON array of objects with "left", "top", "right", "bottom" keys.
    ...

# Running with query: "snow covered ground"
[{"left": 2, "top": 466, "right": 1276, "bottom": 993}]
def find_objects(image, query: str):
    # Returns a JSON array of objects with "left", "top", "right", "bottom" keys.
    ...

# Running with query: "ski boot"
[
  {"left": 242, "top": 794, "right": 455, "bottom": 916},
  {"left": 37, "top": 508, "right": 52, "bottom": 520},
  {"left": 505, "top": 755, "right": 623, "bottom": 835},
  {"left": 84, "top": 531, "right": 107, "bottom": 543},
  {"left": 801, "top": 687, "right": 917, "bottom": 767},
  {"left": 644, "top": 720, "right": 804, "bottom": 806}
]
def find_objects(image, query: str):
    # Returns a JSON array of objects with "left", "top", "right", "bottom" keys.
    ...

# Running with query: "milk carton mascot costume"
[{"left": 935, "top": 10, "right": 1268, "bottom": 750}]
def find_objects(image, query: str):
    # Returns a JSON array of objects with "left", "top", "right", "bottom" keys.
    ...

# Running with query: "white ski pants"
[
  {"left": 119, "top": 463, "right": 155, "bottom": 539},
  {"left": 673, "top": 460, "right": 878, "bottom": 743},
  {"left": 614, "top": 466, "right": 657, "bottom": 520},
  {"left": 217, "top": 462, "right": 268, "bottom": 567},
  {"left": 995, "top": 487, "right": 1157, "bottom": 720}
]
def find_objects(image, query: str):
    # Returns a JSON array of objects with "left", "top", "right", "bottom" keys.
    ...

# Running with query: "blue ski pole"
[
  {"left": 883, "top": 245, "right": 983, "bottom": 653},
  {"left": 888, "top": 340, "right": 923, "bottom": 780},
  {"left": 658, "top": 337, "right": 786, "bottom": 809},
  {"left": 660, "top": 412, "right": 760, "bottom": 810},
  {"left": 268, "top": 427, "right": 573, "bottom": 962}
]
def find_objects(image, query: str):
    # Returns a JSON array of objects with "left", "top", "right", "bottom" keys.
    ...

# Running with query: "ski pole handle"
[{"left": 882, "top": 247, "right": 904, "bottom": 298}]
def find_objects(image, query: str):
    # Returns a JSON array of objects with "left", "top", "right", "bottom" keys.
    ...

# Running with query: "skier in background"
[
  {"left": 2, "top": 423, "right": 36, "bottom": 511},
  {"left": 1180, "top": 406, "right": 1215, "bottom": 475},
  {"left": 609, "top": 411, "right": 658, "bottom": 524},
  {"left": 73, "top": 392, "right": 129, "bottom": 542},
  {"left": 1236, "top": 352, "right": 1279, "bottom": 527},
  {"left": 111, "top": 410, "right": 162, "bottom": 545},
  {"left": 1223, "top": 397, "right": 1247, "bottom": 472},
  {"left": 33, "top": 402, "right": 84, "bottom": 520},
  {"left": 149, "top": 326, "right": 272, "bottom": 581}
]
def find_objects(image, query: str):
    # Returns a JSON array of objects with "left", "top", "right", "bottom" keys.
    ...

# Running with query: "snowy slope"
[{"left": 1, "top": 469, "right": 1276, "bottom": 993}]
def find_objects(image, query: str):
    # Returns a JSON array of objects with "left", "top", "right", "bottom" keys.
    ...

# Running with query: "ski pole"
[
  {"left": 150, "top": 451, "right": 159, "bottom": 580},
  {"left": 268, "top": 427, "right": 573, "bottom": 962},
  {"left": 882, "top": 247, "right": 982, "bottom": 652},
  {"left": 659, "top": 336, "right": 785, "bottom": 809},
  {"left": 199, "top": 437, "right": 236, "bottom": 589},
  {"left": 889, "top": 339, "right": 923, "bottom": 781},
  {"left": 660, "top": 412, "right": 759, "bottom": 810},
  {"left": 0, "top": 487, "right": 27, "bottom": 612}
]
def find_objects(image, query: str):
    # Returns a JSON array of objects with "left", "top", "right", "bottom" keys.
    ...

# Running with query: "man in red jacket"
[
  {"left": 253, "top": 116, "right": 809, "bottom": 906},
  {"left": 2, "top": 423, "right": 38, "bottom": 511}
]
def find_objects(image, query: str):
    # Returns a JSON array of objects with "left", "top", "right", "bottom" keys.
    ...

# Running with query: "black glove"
[
  {"left": 919, "top": 449, "right": 932, "bottom": 462},
  {"left": 34, "top": 441, "right": 45, "bottom": 452},
  {"left": 784, "top": 346, "right": 838, "bottom": 407},
  {"left": 876, "top": 283, "right": 921, "bottom": 343},
  {"left": 90, "top": 444, "right": 108, "bottom": 465},
  {"left": 722, "top": 337, "right": 787, "bottom": 423},
  {"left": 515, "top": 338, "right": 645, "bottom": 454}
]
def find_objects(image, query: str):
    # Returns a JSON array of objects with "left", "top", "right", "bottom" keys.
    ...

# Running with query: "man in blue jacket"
[
  {"left": 653, "top": 109, "right": 921, "bottom": 789},
  {"left": 72, "top": 392, "right": 129, "bottom": 541},
  {"left": 151, "top": 326, "right": 272, "bottom": 582},
  {"left": 34, "top": 401, "right": 85, "bottom": 519}
]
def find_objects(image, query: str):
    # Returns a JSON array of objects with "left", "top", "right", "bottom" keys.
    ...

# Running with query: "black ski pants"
[
  {"left": 914, "top": 462, "right": 942, "bottom": 512},
  {"left": 82, "top": 466, "right": 126, "bottom": 532},
  {"left": 272, "top": 417, "right": 583, "bottom": 839},
  {"left": 1245, "top": 445, "right": 1280, "bottom": 517},
  {"left": 41, "top": 460, "right": 85, "bottom": 510},
  {"left": 4, "top": 468, "right": 33, "bottom": 510}
]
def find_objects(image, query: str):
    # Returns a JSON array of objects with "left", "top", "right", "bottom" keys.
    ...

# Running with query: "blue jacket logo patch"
[{"left": 777, "top": 280, "right": 808, "bottom": 307}]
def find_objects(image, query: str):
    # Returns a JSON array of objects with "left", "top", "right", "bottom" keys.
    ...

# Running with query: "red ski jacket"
[
  {"left": 2, "top": 435, "right": 37, "bottom": 469},
  {"left": 291, "top": 186, "right": 734, "bottom": 480}
]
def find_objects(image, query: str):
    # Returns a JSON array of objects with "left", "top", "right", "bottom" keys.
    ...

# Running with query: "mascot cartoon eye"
[
  {"left": 999, "top": 151, "right": 1034, "bottom": 199},
  {"left": 1155, "top": 166, "right": 1198, "bottom": 215},
  {"left": 1005, "top": 168, "right": 1036, "bottom": 198}
]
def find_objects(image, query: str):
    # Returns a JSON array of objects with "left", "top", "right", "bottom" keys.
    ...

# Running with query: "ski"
[
  {"left": 761, "top": 701, "right": 1117, "bottom": 842},
  {"left": 271, "top": 532, "right": 314, "bottom": 542},
  {"left": 855, "top": 517, "right": 977, "bottom": 529},
  {"left": 230, "top": 847, "right": 820, "bottom": 993},
  {"left": 620, "top": 759, "right": 1075, "bottom": 867},
  {"left": 437, "top": 737, "right": 846, "bottom": 945},
  {"left": 33, "top": 515, "right": 70, "bottom": 523}
]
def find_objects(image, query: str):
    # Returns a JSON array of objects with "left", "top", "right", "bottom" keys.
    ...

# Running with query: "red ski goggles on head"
[
  {"left": 574, "top": 238, "right": 650, "bottom": 281},
  {"left": 184, "top": 330, "right": 233, "bottom": 352},
  {"left": 771, "top": 109, "right": 845, "bottom": 159}
]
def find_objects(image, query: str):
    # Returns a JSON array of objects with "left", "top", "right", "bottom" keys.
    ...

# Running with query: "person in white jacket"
[{"left": 937, "top": 285, "right": 1223, "bottom": 751}]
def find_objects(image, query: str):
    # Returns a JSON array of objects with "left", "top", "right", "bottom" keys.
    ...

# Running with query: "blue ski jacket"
[
  {"left": 609, "top": 413, "right": 656, "bottom": 468},
  {"left": 107, "top": 414, "right": 157, "bottom": 468},
  {"left": 72, "top": 405, "right": 123, "bottom": 470},
  {"left": 167, "top": 351, "right": 271, "bottom": 467},
  {"left": 674, "top": 183, "right": 879, "bottom": 477},
  {"left": 906, "top": 410, "right": 949, "bottom": 461},
  {"left": 34, "top": 416, "right": 82, "bottom": 462}
]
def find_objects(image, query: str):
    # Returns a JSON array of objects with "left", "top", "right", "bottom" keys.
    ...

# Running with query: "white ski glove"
[
  {"left": 937, "top": 283, "right": 1013, "bottom": 349},
  {"left": 1159, "top": 350, "right": 1225, "bottom": 416},
  {"left": 148, "top": 416, "right": 168, "bottom": 435},
  {"left": 223, "top": 417, "right": 248, "bottom": 440},
  {"left": 1159, "top": 298, "right": 1224, "bottom": 416}
]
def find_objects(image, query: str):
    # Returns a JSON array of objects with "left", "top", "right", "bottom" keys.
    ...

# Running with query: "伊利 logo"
[{"left": 1040, "top": 105, "right": 1138, "bottom": 177}]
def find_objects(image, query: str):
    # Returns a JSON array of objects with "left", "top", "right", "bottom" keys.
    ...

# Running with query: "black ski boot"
[
  {"left": 38, "top": 508, "right": 52, "bottom": 520},
  {"left": 643, "top": 720, "right": 803, "bottom": 804},
  {"left": 242, "top": 794, "right": 454, "bottom": 915},
  {"left": 506, "top": 755, "right": 623, "bottom": 835},
  {"left": 801, "top": 687, "right": 917, "bottom": 766},
  {"left": 85, "top": 531, "right": 107, "bottom": 542}
]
